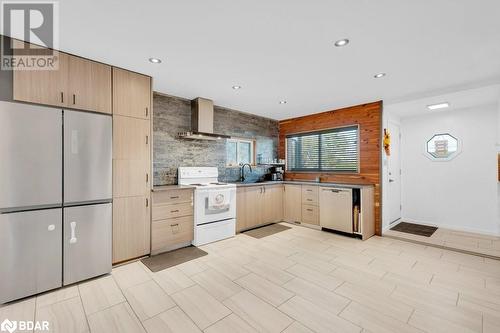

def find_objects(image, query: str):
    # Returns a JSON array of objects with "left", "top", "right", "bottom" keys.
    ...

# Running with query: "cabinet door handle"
[
  {"left": 307, "top": 198, "right": 312, "bottom": 201},
  {"left": 170, "top": 209, "right": 179, "bottom": 213},
  {"left": 263, "top": 186, "right": 266, "bottom": 194},
  {"left": 72, "top": 94, "right": 76, "bottom": 105},
  {"left": 146, "top": 135, "right": 149, "bottom": 144},
  {"left": 306, "top": 189, "right": 313, "bottom": 192},
  {"left": 170, "top": 196, "right": 179, "bottom": 199},
  {"left": 170, "top": 223, "right": 179, "bottom": 227},
  {"left": 146, "top": 198, "right": 149, "bottom": 207},
  {"left": 146, "top": 173, "right": 149, "bottom": 183},
  {"left": 307, "top": 209, "right": 313, "bottom": 212},
  {"left": 145, "top": 107, "right": 148, "bottom": 117},
  {"left": 60, "top": 92, "right": 64, "bottom": 103}
]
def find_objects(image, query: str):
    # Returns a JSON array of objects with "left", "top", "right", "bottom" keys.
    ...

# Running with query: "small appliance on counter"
[{"left": 268, "top": 166, "right": 284, "bottom": 181}]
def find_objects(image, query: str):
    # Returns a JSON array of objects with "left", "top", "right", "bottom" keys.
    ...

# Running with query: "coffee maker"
[{"left": 269, "top": 166, "right": 284, "bottom": 181}]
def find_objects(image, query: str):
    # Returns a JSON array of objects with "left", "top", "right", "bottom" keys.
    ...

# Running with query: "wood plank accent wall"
[{"left": 278, "top": 101, "right": 383, "bottom": 235}]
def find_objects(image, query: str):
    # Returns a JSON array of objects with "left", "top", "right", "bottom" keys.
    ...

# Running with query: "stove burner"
[{"left": 210, "top": 182, "right": 228, "bottom": 185}]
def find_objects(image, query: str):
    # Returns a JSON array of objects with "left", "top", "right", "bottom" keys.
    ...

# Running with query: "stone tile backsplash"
[{"left": 153, "top": 93, "right": 279, "bottom": 185}]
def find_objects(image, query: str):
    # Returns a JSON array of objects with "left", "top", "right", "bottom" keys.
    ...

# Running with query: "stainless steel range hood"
[{"left": 178, "top": 97, "right": 231, "bottom": 140}]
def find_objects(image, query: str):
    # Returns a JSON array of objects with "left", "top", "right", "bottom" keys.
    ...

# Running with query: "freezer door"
[
  {"left": 0, "top": 209, "right": 62, "bottom": 304},
  {"left": 0, "top": 102, "right": 62, "bottom": 211},
  {"left": 63, "top": 203, "right": 112, "bottom": 285},
  {"left": 64, "top": 110, "right": 112, "bottom": 204}
]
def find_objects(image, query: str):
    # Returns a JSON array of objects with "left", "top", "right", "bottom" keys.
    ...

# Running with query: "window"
[
  {"left": 425, "top": 133, "right": 460, "bottom": 161},
  {"left": 226, "top": 138, "right": 255, "bottom": 166},
  {"left": 286, "top": 125, "right": 359, "bottom": 172}
]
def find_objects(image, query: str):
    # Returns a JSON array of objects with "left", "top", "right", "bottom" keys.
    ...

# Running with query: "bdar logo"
[{"left": 0, "top": 319, "right": 17, "bottom": 333}]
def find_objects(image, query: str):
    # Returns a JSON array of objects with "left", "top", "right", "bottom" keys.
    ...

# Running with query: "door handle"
[
  {"left": 145, "top": 107, "right": 148, "bottom": 117},
  {"left": 389, "top": 179, "right": 395, "bottom": 183},
  {"left": 69, "top": 221, "right": 77, "bottom": 244},
  {"left": 73, "top": 94, "right": 76, "bottom": 105},
  {"left": 146, "top": 173, "right": 149, "bottom": 183},
  {"left": 170, "top": 209, "right": 179, "bottom": 213},
  {"left": 60, "top": 92, "right": 64, "bottom": 103}
]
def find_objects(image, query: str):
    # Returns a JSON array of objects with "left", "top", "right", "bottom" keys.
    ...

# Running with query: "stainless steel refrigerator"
[{"left": 0, "top": 101, "right": 112, "bottom": 304}]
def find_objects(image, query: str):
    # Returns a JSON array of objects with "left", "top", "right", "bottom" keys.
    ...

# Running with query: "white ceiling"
[
  {"left": 385, "top": 84, "right": 500, "bottom": 118},
  {"left": 9, "top": 0, "right": 500, "bottom": 119}
]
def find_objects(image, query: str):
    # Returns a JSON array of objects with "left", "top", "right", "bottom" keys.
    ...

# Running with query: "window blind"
[{"left": 286, "top": 125, "right": 359, "bottom": 172}]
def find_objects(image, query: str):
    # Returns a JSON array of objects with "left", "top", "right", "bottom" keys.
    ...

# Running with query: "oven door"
[{"left": 194, "top": 187, "right": 236, "bottom": 225}]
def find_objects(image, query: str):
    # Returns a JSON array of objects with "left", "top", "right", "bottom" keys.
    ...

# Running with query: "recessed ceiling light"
[
  {"left": 373, "top": 73, "right": 386, "bottom": 79},
  {"left": 427, "top": 102, "right": 450, "bottom": 110},
  {"left": 149, "top": 57, "right": 162, "bottom": 64},
  {"left": 232, "top": 85, "right": 242, "bottom": 90},
  {"left": 279, "top": 100, "right": 287, "bottom": 104},
  {"left": 334, "top": 39, "right": 349, "bottom": 47}
]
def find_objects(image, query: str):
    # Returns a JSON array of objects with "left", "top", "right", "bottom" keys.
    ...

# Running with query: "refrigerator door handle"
[{"left": 69, "top": 221, "right": 78, "bottom": 244}]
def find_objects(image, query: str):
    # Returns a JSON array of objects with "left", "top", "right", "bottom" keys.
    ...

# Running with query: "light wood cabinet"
[
  {"left": 112, "top": 68, "right": 152, "bottom": 263},
  {"left": 112, "top": 196, "right": 151, "bottom": 263},
  {"left": 284, "top": 184, "right": 302, "bottom": 222},
  {"left": 113, "top": 68, "right": 151, "bottom": 119},
  {"left": 301, "top": 204, "right": 319, "bottom": 225},
  {"left": 244, "top": 186, "right": 264, "bottom": 229},
  {"left": 67, "top": 56, "right": 112, "bottom": 114},
  {"left": 237, "top": 184, "right": 283, "bottom": 232},
  {"left": 13, "top": 44, "right": 111, "bottom": 114},
  {"left": 13, "top": 49, "right": 69, "bottom": 107},
  {"left": 263, "top": 185, "right": 283, "bottom": 223},
  {"left": 151, "top": 189, "right": 194, "bottom": 255},
  {"left": 236, "top": 188, "right": 247, "bottom": 232}
]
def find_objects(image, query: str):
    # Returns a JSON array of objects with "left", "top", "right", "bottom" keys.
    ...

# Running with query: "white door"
[{"left": 387, "top": 122, "right": 401, "bottom": 224}]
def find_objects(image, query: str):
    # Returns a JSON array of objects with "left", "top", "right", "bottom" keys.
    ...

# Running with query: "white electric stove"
[{"left": 178, "top": 167, "right": 236, "bottom": 246}]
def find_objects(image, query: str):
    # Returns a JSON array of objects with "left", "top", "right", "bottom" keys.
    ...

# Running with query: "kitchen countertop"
[
  {"left": 231, "top": 180, "right": 373, "bottom": 189},
  {"left": 152, "top": 184, "right": 195, "bottom": 191},
  {"left": 152, "top": 180, "right": 373, "bottom": 191}
]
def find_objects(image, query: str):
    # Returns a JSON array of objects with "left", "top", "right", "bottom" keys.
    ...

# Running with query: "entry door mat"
[
  {"left": 142, "top": 246, "right": 208, "bottom": 273},
  {"left": 243, "top": 223, "right": 291, "bottom": 239},
  {"left": 390, "top": 222, "right": 438, "bottom": 237}
]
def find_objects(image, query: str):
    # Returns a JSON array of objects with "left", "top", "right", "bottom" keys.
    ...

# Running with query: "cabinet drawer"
[
  {"left": 153, "top": 189, "right": 193, "bottom": 205},
  {"left": 152, "top": 216, "right": 193, "bottom": 253},
  {"left": 302, "top": 204, "right": 319, "bottom": 225},
  {"left": 302, "top": 186, "right": 318, "bottom": 205},
  {"left": 152, "top": 202, "right": 192, "bottom": 221}
]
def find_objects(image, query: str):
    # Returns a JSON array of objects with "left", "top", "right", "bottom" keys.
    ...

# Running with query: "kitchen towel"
[{"left": 208, "top": 190, "right": 230, "bottom": 211}]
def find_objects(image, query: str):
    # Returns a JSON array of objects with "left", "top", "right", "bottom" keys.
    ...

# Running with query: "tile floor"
[
  {"left": 1, "top": 222, "right": 500, "bottom": 333},
  {"left": 384, "top": 224, "right": 500, "bottom": 259}
]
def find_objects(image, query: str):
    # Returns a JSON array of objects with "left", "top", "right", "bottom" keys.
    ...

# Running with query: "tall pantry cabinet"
[{"left": 112, "top": 68, "right": 152, "bottom": 263}]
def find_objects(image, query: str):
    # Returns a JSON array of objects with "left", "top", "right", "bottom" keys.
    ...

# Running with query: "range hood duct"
[{"left": 178, "top": 97, "right": 231, "bottom": 140}]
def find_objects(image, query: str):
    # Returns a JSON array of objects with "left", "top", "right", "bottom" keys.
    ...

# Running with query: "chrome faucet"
[{"left": 240, "top": 163, "right": 253, "bottom": 182}]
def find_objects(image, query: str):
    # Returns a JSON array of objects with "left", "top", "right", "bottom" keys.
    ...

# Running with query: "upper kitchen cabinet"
[
  {"left": 112, "top": 67, "right": 151, "bottom": 119},
  {"left": 67, "top": 56, "right": 112, "bottom": 114},
  {"left": 13, "top": 42, "right": 112, "bottom": 114},
  {"left": 13, "top": 47, "right": 69, "bottom": 107}
]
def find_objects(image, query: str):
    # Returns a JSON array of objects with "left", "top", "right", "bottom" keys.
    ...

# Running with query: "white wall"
[{"left": 400, "top": 104, "right": 499, "bottom": 235}]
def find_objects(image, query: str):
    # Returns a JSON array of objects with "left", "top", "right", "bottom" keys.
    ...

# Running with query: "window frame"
[
  {"left": 226, "top": 138, "right": 256, "bottom": 167},
  {"left": 285, "top": 124, "right": 360, "bottom": 174}
]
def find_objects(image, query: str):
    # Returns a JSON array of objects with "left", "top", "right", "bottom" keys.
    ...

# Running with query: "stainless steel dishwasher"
[{"left": 319, "top": 187, "right": 353, "bottom": 233}]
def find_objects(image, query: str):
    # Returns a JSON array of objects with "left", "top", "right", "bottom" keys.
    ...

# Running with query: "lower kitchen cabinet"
[
  {"left": 236, "top": 184, "right": 284, "bottom": 232},
  {"left": 112, "top": 195, "right": 151, "bottom": 263},
  {"left": 151, "top": 188, "right": 194, "bottom": 255},
  {"left": 283, "top": 184, "right": 302, "bottom": 223},
  {"left": 263, "top": 185, "right": 283, "bottom": 223},
  {"left": 244, "top": 186, "right": 264, "bottom": 229}
]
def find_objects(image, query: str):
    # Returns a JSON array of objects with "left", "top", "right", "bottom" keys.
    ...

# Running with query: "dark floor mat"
[
  {"left": 142, "top": 246, "right": 207, "bottom": 273},
  {"left": 390, "top": 222, "right": 438, "bottom": 237},
  {"left": 243, "top": 223, "right": 291, "bottom": 239}
]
